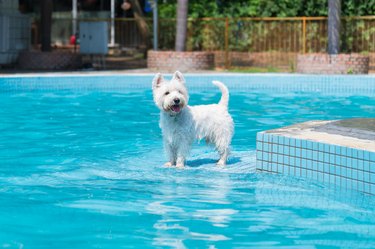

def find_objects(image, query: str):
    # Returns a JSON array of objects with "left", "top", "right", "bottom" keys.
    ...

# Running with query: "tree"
[
  {"left": 40, "top": 0, "right": 53, "bottom": 52},
  {"left": 128, "top": 0, "right": 150, "bottom": 50},
  {"left": 175, "top": 0, "right": 188, "bottom": 51},
  {"left": 328, "top": 0, "right": 341, "bottom": 54}
]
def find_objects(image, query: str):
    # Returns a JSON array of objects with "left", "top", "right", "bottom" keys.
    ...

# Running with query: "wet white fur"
[{"left": 152, "top": 71, "right": 234, "bottom": 168}]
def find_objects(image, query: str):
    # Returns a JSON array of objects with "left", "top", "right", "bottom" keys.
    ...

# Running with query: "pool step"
[{"left": 256, "top": 118, "right": 375, "bottom": 195}]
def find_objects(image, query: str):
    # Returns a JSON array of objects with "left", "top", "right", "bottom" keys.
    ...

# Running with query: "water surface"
[{"left": 0, "top": 88, "right": 375, "bottom": 248}]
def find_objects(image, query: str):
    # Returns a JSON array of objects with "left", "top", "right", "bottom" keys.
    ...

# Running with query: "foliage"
[
  {"left": 158, "top": 0, "right": 375, "bottom": 18},
  {"left": 156, "top": 0, "right": 375, "bottom": 53},
  {"left": 342, "top": 0, "right": 375, "bottom": 16}
]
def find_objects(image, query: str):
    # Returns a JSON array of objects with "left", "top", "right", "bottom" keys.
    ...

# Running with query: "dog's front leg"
[
  {"left": 175, "top": 156, "right": 185, "bottom": 168},
  {"left": 175, "top": 141, "right": 191, "bottom": 168},
  {"left": 164, "top": 141, "right": 176, "bottom": 167},
  {"left": 217, "top": 148, "right": 229, "bottom": 166}
]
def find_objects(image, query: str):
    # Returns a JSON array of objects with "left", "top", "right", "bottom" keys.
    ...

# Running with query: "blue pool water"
[{"left": 1, "top": 75, "right": 375, "bottom": 248}]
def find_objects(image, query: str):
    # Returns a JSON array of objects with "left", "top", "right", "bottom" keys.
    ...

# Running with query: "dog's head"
[{"left": 152, "top": 71, "right": 189, "bottom": 115}]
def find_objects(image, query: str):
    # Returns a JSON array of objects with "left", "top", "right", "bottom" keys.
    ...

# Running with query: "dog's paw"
[
  {"left": 164, "top": 162, "right": 173, "bottom": 167},
  {"left": 176, "top": 163, "right": 185, "bottom": 168},
  {"left": 216, "top": 159, "right": 226, "bottom": 166}
]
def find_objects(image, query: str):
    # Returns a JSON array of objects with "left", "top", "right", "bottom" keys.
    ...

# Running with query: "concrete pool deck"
[
  {"left": 263, "top": 119, "right": 375, "bottom": 152},
  {"left": 256, "top": 118, "right": 375, "bottom": 195}
]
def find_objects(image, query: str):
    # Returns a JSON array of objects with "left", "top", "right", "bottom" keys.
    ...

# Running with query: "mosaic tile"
[
  {"left": 352, "top": 149, "right": 359, "bottom": 159},
  {"left": 306, "top": 141, "right": 313, "bottom": 150},
  {"left": 318, "top": 142, "right": 324, "bottom": 152},
  {"left": 364, "top": 183, "right": 370, "bottom": 193},
  {"left": 272, "top": 135, "right": 279, "bottom": 144},
  {"left": 272, "top": 144, "right": 278, "bottom": 153},
  {"left": 324, "top": 144, "right": 330, "bottom": 153},
  {"left": 362, "top": 150, "right": 370, "bottom": 161},
  {"left": 277, "top": 154, "right": 283, "bottom": 164},
  {"left": 263, "top": 143, "right": 269, "bottom": 151},
  {"left": 329, "top": 145, "right": 335, "bottom": 154},
  {"left": 312, "top": 151, "right": 318, "bottom": 161},
  {"left": 296, "top": 139, "right": 301, "bottom": 148},
  {"left": 296, "top": 148, "right": 301, "bottom": 157},
  {"left": 277, "top": 145, "right": 283, "bottom": 154},
  {"left": 271, "top": 163, "right": 277, "bottom": 172},
  {"left": 283, "top": 146, "right": 289, "bottom": 154},
  {"left": 371, "top": 161, "right": 375, "bottom": 173},
  {"left": 263, "top": 152, "right": 269, "bottom": 161},
  {"left": 290, "top": 138, "right": 296, "bottom": 147},
  {"left": 256, "top": 132, "right": 264, "bottom": 141},
  {"left": 312, "top": 142, "right": 318, "bottom": 151},
  {"left": 352, "top": 159, "right": 358, "bottom": 170},
  {"left": 279, "top": 136, "right": 285, "bottom": 145},
  {"left": 263, "top": 133, "right": 270, "bottom": 143},
  {"left": 336, "top": 155, "right": 341, "bottom": 165},
  {"left": 335, "top": 145, "right": 341, "bottom": 155}
]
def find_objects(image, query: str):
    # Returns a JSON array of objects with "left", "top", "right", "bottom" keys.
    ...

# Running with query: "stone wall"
[
  {"left": 147, "top": 51, "right": 214, "bottom": 71},
  {"left": 297, "top": 53, "right": 369, "bottom": 74}
]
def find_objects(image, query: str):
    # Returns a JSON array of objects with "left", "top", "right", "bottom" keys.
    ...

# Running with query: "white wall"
[
  {"left": 0, "top": 0, "right": 30, "bottom": 64},
  {"left": 0, "top": 0, "right": 19, "bottom": 14}
]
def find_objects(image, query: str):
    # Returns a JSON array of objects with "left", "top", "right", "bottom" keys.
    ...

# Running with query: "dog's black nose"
[{"left": 173, "top": 98, "right": 180, "bottom": 104}]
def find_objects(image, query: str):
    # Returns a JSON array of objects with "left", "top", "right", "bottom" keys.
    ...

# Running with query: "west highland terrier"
[{"left": 152, "top": 71, "right": 234, "bottom": 168}]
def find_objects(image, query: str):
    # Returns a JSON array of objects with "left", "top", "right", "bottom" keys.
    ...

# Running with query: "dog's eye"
[{"left": 165, "top": 92, "right": 170, "bottom": 95}]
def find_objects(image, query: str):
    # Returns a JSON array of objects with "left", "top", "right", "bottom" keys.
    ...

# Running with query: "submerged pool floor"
[{"left": 1, "top": 87, "right": 375, "bottom": 248}]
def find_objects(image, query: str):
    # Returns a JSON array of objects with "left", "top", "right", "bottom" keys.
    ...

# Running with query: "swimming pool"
[{"left": 1, "top": 74, "right": 375, "bottom": 248}]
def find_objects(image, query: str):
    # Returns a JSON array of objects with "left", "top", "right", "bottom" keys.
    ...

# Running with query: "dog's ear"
[
  {"left": 172, "top": 71, "right": 185, "bottom": 84},
  {"left": 152, "top": 73, "right": 164, "bottom": 90}
]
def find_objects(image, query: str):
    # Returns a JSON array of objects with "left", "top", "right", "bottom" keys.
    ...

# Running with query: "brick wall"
[
  {"left": 214, "top": 51, "right": 297, "bottom": 70},
  {"left": 147, "top": 51, "right": 214, "bottom": 71},
  {"left": 18, "top": 51, "right": 82, "bottom": 70},
  {"left": 369, "top": 53, "right": 375, "bottom": 73},
  {"left": 297, "top": 53, "right": 369, "bottom": 74},
  {"left": 214, "top": 51, "right": 374, "bottom": 73}
]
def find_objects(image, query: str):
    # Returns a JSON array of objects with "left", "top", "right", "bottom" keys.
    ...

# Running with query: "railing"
[
  {"left": 159, "top": 16, "right": 375, "bottom": 68},
  {"left": 36, "top": 16, "right": 375, "bottom": 69}
]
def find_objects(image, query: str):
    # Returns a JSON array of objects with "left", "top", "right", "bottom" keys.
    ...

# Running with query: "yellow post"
[
  {"left": 225, "top": 17, "right": 229, "bottom": 69},
  {"left": 302, "top": 16, "right": 306, "bottom": 53}
]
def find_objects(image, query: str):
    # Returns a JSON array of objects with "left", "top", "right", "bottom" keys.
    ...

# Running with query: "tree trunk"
[
  {"left": 328, "top": 0, "right": 341, "bottom": 54},
  {"left": 41, "top": 0, "right": 53, "bottom": 52},
  {"left": 175, "top": 0, "right": 188, "bottom": 51},
  {"left": 128, "top": 0, "right": 150, "bottom": 50}
]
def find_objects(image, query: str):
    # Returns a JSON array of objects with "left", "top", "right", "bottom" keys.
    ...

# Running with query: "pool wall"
[
  {"left": 256, "top": 127, "right": 375, "bottom": 195},
  {"left": 0, "top": 74, "right": 375, "bottom": 96}
]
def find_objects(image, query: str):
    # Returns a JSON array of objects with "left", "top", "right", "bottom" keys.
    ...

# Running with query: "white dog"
[{"left": 152, "top": 71, "right": 234, "bottom": 168}]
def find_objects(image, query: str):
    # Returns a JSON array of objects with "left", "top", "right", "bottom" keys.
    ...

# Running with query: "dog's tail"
[{"left": 212, "top": 81, "right": 229, "bottom": 107}]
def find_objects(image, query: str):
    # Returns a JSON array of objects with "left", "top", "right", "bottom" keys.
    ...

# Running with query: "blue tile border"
[
  {"left": 0, "top": 74, "right": 374, "bottom": 96},
  {"left": 256, "top": 131, "right": 375, "bottom": 195}
]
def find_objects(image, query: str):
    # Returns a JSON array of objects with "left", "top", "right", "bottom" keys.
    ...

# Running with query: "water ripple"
[{"left": 0, "top": 90, "right": 374, "bottom": 248}]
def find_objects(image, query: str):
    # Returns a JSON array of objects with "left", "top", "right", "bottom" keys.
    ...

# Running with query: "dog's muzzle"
[{"left": 170, "top": 104, "right": 181, "bottom": 113}]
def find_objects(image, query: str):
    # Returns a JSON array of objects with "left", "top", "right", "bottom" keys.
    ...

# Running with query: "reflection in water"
[{"left": 149, "top": 165, "right": 234, "bottom": 247}]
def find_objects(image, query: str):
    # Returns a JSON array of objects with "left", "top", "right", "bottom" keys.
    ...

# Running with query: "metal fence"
[
  {"left": 42, "top": 16, "right": 375, "bottom": 69},
  {"left": 159, "top": 16, "right": 375, "bottom": 52}
]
